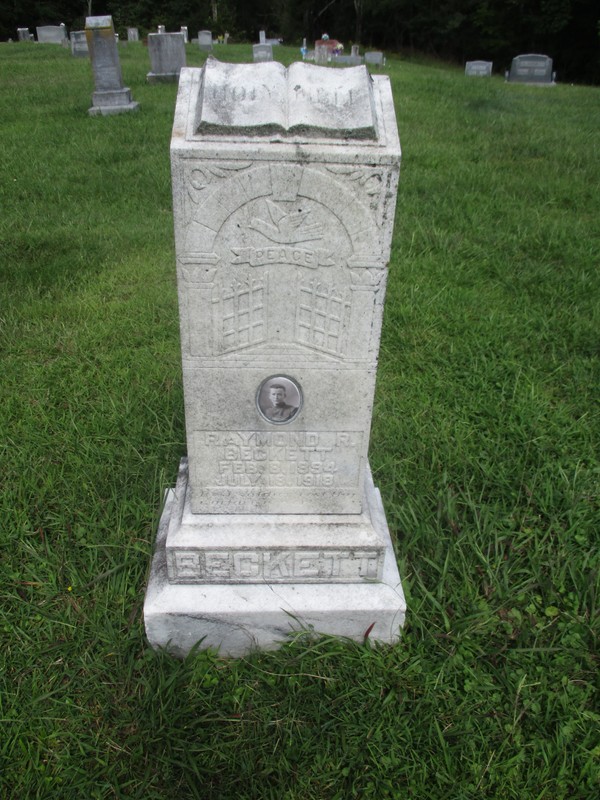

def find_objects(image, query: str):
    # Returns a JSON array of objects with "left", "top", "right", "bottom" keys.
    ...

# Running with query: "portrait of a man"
[
  {"left": 264, "top": 384, "right": 298, "bottom": 422},
  {"left": 256, "top": 376, "right": 302, "bottom": 424}
]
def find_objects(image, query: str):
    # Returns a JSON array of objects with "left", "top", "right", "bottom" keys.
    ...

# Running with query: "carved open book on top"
[{"left": 193, "top": 57, "right": 378, "bottom": 140}]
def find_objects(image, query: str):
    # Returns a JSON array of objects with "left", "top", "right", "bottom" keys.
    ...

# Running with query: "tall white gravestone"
[
  {"left": 86, "top": 16, "right": 139, "bottom": 116},
  {"left": 144, "top": 58, "right": 406, "bottom": 657}
]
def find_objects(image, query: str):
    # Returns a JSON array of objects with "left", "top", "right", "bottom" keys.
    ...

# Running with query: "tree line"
[{"left": 3, "top": 0, "right": 599, "bottom": 83}]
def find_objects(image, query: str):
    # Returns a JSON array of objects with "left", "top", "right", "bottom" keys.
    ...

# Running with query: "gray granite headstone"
[
  {"left": 198, "top": 30, "right": 212, "bottom": 52},
  {"left": 181, "top": 26, "right": 188, "bottom": 43},
  {"left": 259, "top": 30, "right": 266, "bottom": 44},
  {"left": 85, "top": 16, "right": 139, "bottom": 116},
  {"left": 332, "top": 54, "right": 363, "bottom": 66},
  {"left": 365, "top": 51, "right": 385, "bottom": 67},
  {"left": 157, "top": 25, "right": 166, "bottom": 34},
  {"left": 70, "top": 30, "right": 89, "bottom": 57},
  {"left": 147, "top": 32, "right": 186, "bottom": 81},
  {"left": 507, "top": 54, "right": 555, "bottom": 84},
  {"left": 465, "top": 60, "right": 493, "bottom": 77},
  {"left": 36, "top": 24, "right": 68, "bottom": 44},
  {"left": 127, "top": 27, "right": 139, "bottom": 42},
  {"left": 17, "top": 28, "right": 32, "bottom": 42},
  {"left": 253, "top": 43, "right": 273, "bottom": 63},
  {"left": 144, "top": 59, "right": 406, "bottom": 656}
]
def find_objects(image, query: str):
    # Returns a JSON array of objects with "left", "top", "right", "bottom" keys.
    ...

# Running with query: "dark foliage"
[{"left": 2, "top": 0, "right": 599, "bottom": 83}]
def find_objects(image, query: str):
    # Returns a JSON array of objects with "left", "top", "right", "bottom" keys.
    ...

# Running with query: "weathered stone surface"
[
  {"left": 147, "top": 32, "right": 186, "bottom": 82},
  {"left": 192, "top": 58, "right": 378, "bottom": 139},
  {"left": 144, "top": 57, "right": 404, "bottom": 655},
  {"left": 127, "top": 27, "right": 140, "bottom": 42},
  {"left": 171, "top": 60, "right": 399, "bottom": 517},
  {"left": 86, "top": 16, "right": 139, "bottom": 116},
  {"left": 465, "top": 60, "right": 492, "bottom": 77},
  {"left": 165, "top": 459, "right": 388, "bottom": 583},
  {"left": 145, "top": 462, "right": 406, "bottom": 656}
]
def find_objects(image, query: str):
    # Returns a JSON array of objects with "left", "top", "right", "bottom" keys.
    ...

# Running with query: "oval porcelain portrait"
[{"left": 256, "top": 375, "right": 303, "bottom": 425}]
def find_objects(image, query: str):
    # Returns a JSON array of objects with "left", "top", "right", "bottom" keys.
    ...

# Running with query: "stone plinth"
[
  {"left": 147, "top": 32, "right": 186, "bottom": 82},
  {"left": 86, "top": 16, "right": 139, "bottom": 116},
  {"left": 144, "top": 59, "right": 405, "bottom": 656}
]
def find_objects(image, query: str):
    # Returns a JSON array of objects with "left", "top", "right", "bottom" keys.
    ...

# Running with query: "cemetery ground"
[{"left": 0, "top": 41, "right": 598, "bottom": 799}]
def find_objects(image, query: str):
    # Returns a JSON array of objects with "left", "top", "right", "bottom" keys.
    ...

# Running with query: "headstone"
[
  {"left": 147, "top": 32, "right": 186, "bottom": 82},
  {"left": 17, "top": 28, "right": 32, "bottom": 42},
  {"left": 70, "top": 30, "right": 89, "bottom": 57},
  {"left": 157, "top": 25, "right": 166, "bottom": 34},
  {"left": 332, "top": 54, "right": 363, "bottom": 66},
  {"left": 144, "top": 59, "right": 406, "bottom": 657},
  {"left": 224, "top": 32, "right": 230, "bottom": 45},
  {"left": 253, "top": 43, "right": 273, "bottom": 63},
  {"left": 506, "top": 54, "right": 555, "bottom": 84},
  {"left": 465, "top": 60, "right": 492, "bottom": 77},
  {"left": 181, "top": 26, "right": 188, "bottom": 43},
  {"left": 36, "top": 24, "right": 68, "bottom": 45},
  {"left": 351, "top": 44, "right": 360, "bottom": 58},
  {"left": 315, "top": 44, "right": 329, "bottom": 65},
  {"left": 198, "top": 30, "right": 212, "bottom": 52},
  {"left": 127, "top": 27, "right": 139, "bottom": 42},
  {"left": 85, "top": 16, "right": 139, "bottom": 116},
  {"left": 365, "top": 51, "right": 385, "bottom": 67},
  {"left": 259, "top": 30, "right": 266, "bottom": 44}
]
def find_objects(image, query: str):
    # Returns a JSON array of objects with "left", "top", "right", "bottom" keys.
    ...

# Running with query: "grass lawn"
[{"left": 0, "top": 41, "right": 598, "bottom": 799}]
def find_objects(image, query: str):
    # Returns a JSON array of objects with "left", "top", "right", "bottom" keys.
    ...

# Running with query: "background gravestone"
[
  {"left": 253, "top": 43, "right": 273, "bottom": 63},
  {"left": 259, "top": 30, "right": 266, "bottom": 44},
  {"left": 144, "top": 59, "right": 406, "bottom": 657},
  {"left": 365, "top": 51, "right": 385, "bottom": 67},
  {"left": 507, "top": 54, "right": 555, "bottom": 84},
  {"left": 465, "top": 60, "right": 492, "bottom": 77},
  {"left": 85, "top": 16, "right": 139, "bottom": 116},
  {"left": 198, "top": 30, "right": 212, "bottom": 52},
  {"left": 36, "top": 24, "right": 68, "bottom": 45},
  {"left": 147, "top": 32, "right": 186, "bottom": 82},
  {"left": 17, "top": 28, "right": 32, "bottom": 41},
  {"left": 127, "top": 28, "right": 139, "bottom": 42},
  {"left": 70, "top": 30, "right": 89, "bottom": 57}
]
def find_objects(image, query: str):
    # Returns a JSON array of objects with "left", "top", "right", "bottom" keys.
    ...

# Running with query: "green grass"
[{"left": 1, "top": 42, "right": 598, "bottom": 799}]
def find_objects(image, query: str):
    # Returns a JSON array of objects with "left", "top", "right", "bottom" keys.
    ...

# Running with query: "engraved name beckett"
[{"left": 170, "top": 548, "right": 383, "bottom": 583}]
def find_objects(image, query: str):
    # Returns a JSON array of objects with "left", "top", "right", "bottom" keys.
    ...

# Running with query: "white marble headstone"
[{"left": 144, "top": 58, "right": 405, "bottom": 656}]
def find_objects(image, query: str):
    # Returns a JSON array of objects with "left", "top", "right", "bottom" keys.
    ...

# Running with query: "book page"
[
  {"left": 195, "top": 58, "right": 288, "bottom": 135},
  {"left": 287, "top": 62, "right": 377, "bottom": 140}
]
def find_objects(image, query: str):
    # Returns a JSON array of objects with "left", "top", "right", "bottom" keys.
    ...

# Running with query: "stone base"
[
  {"left": 146, "top": 72, "right": 180, "bottom": 83},
  {"left": 144, "top": 462, "right": 406, "bottom": 657},
  {"left": 88, "top": 88, "right": 140, "bottom": 116}
]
